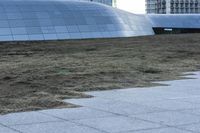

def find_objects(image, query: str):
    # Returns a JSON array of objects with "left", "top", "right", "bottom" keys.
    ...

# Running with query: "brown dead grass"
[{"left": 1, "top": 34, "right": 200, "bottom": 114}]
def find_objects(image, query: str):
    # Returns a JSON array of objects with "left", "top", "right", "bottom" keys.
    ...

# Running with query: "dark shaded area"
[{"left": 153, "top": 28, "right": 200, "bottom": 34}]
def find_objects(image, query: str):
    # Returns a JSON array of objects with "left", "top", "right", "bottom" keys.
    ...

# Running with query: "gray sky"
[{"left": 117, "top": 0, "right": 145, "bottom": 14}]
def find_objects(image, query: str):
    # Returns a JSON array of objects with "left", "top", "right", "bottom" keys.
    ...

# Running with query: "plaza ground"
[
  {"left": 2, "top": 72, "right": 200, "bottom": 133},
  {"left": 1, "top": 34, "right": 200, "bottom": 114}
]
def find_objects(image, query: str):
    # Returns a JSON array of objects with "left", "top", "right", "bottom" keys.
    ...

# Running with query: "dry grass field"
[{"left": 1, "top": 34, "right": 200, "bottom": 114}]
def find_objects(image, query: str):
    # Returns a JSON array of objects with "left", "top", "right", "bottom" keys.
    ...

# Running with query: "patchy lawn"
[{"left": 1, "top": 34, "right": 200, "bottom": 114}]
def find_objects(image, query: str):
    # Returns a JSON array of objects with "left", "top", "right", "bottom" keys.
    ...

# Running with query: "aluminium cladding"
[
  {"left": 147, "top": 14, "right": 200, "bottom": 29},
  {"left": 0, "top": 0, "right": 154, "bottom": 41}
]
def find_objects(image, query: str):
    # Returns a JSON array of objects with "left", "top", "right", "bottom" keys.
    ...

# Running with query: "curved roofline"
[{"left": 0, "top": 0, "right": 154, "bottom": 41}]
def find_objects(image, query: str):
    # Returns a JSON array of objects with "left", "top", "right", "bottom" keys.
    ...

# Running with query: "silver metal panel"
[
  {"left": 0, "top": 0, "right": 154, "bottom": 41},
  {"left": 147, "top": 14, "right": 200, "bottom": 29}
]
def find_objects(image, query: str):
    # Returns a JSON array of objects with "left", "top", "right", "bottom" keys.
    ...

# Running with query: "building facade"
[
  {"left": 0, "top": 0, "right": 154, "bottom": 41},
  {"left": 146, "top": 0, "right": 200, "bottom": 14},
  {"left": 81, "top": 0, "right": 117, "bottom": 7}
]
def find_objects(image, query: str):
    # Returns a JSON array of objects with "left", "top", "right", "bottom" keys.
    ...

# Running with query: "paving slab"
[
  {"left": 85, "top": 87, "right": 197, "bottom": 105},
  {"left": 181, "top": 108, "right": 200, "bottom": 116},
  {"left": 135, "top": 99, "right": 200, "bottom": 111},
  {"left": 167, "top": 95, "right": 200, "bottom": 101},
  {"left": 132, "top": 111, "right": 200, "bottom": 126},
  {"left": 123, "top": 127, "right": 193, "bottom": 133},
  {"left": 85, "top": 87, "right": 167, "bottom": 101},
  {"left": 178, "top": 123, "right": 200, "bottom": 133},
  {"left": 0, "top": 111, "right": 62, "bottom": 126},
  {"left": 66, "top": 97, "right": 118, "bottom": 107},
  {"left": 67, "top": 97, "right": 163, "bottom": 115},
  {"left": 72, "top": 116, "right": 163, "bottom": 133},
  {"left": 0, "top": 124, "right": 20, "bottom": 133},
  {"left": 40, "top": 107, "right": 116, "bottom": 120},
  {"left": 154, "top": 78, "right": 200, "bottom": 87},
  {"left": 11, "top": 121, "right": 104, "bottom": 133}
]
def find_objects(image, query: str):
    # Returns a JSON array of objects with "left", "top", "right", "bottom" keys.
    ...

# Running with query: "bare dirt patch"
[{"left": 1, "top": 34, "right": 200, "bottom": 114}]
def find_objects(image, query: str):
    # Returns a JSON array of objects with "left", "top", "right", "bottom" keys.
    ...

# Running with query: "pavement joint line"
[
  {"left": 106, "top": 97, "right": 165, "bottom": 110},
  {"left": 172, "top": 126, "right": 199, "bottom": 133},
  {"left": 67, "top": 103, "right": 184, "bottom": 126},
  {"left": 178, "top": 100, "right": 200, "bottom": 105},
  {"left": 164, "top": 123, "right": 200, "bottom": 133},
  {"left": 166, "top": 95, "right": 200, "bottom": 100},
  {"left": 114, "top": 126, "right": 168, "bottom": 133},
  {"left": 52, "top": 105, "right": 167, "bottom": 129},
  {"left": 136, "top": 111, "right": 200, "bottom": 126},
  {"left": 178, "top": 111, "right": 200, "bottom": 117},
  {"left": 8, "top": 120, "right": 64, "bottom": 127},
  {"left": 38, "top": 108, "right": 116, "bottom": 121},
  {"left": 128, "top": 111, "right": 200, "bottom": 130},
  {"left": 118, "top": 126, "right": 197, "bottom": 133},
  {"left": 133, "top": 104, "right": 200, "bottom": 112},
  {"left": 38, "top": 111, "right": 110, "bottom": 133},
  {"left": 67, "top": 98, "right": 171, "bottom": 116},
  {"left": 129, "top": 116, "right": 170, "bottom": 128},
  {"left": 65, "top": 120, "right": 111, "bottom": 133},
  {"left": 172, "top": 121, "right": 200, "bottom": 128},
  {"left": 163, "top": 107, "right": 200, "bottom": 112},
  {"left": 0, "top": 122, "right": 22, "bottom": 133},
  {"left": 81, "top": 103, "right": 185, "bottom": 117},
  {"left": 38, "top": 108, "right": 168, "bottom": 133},
  {"left": 90, "top": 96, "right": 169, "bottom": 109},
  {"left": 79, "top": 106, "right": 130, "bottom": 117},
  {"left": 180, "top": 110, "right": 199, "bottom": 116},
  {"left": 156, "top": 122, "right": 198, "bottom": 133},
  {"left": 41, "top": 111, "right": 116, "bottom": 121},
  {"left": 115, "top": 127, "right": 178, "bottom": 133},
  {"left": 147, "top": 120, "right": 200, "bottom": 130}
]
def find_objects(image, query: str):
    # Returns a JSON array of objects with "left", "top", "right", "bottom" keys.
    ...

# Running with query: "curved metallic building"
[
  {"left": 0, "top": 0, "right": 154, "bottom": 41},
  {"left": 148, "top": 14, "right": 200, "bottom": 29}
]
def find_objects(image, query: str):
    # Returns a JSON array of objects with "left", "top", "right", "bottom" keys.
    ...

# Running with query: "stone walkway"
[{"left": 1, "top": 72, "right": 200, "bottom": 133}]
